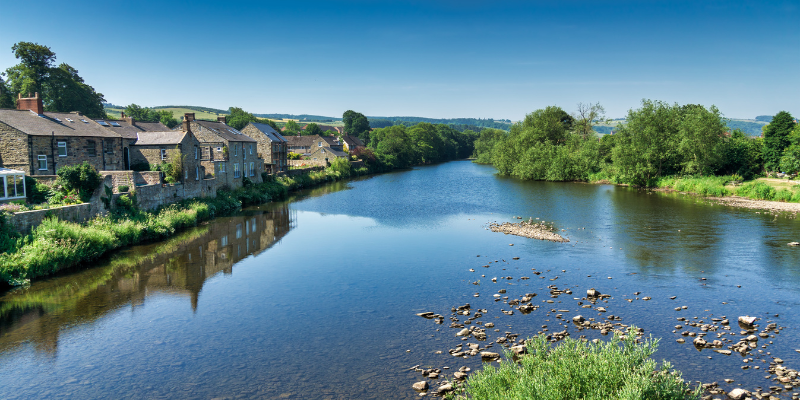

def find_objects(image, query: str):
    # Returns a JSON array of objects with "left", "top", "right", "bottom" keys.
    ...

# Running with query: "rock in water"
[
  {"left": 586, "top": 288, "right": 600, "bottom": 297},
  {"left": 572, "top": 315, "right": 585, "bottom": 323},
  {"left": 412, "top": 381, "right": 428, "bottom": 391},
  {"left": 416, "top": 312, "right": 435, "bottom": 318},
  {"left": 456, "top": 328, "right": 471, "bottom": 337},
  {"left": 788, "top": 242, "right": 799, "bottom": 246},
  {"left": 738, "top": 316, "right": 757, "bottom": 326},
  {"left": 480, "top": 351, "right": 500, "bottom": 360},
  {"left": 728, "top": 388, "right": 749, "bottom": 400}
]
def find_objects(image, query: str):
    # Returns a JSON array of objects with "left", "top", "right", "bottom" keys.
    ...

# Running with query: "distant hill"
[
  {"left": 755, "top": 115, "right": 773, "bottom": 123},
  {"left": 368, "top": 116, "right": 512, "bottom": 131},
  {"left": 590, "top": 118, "right": 766, "bottom": 136},
  {"left": 254, "top": 113, "right": 340, "bottom": 122}
]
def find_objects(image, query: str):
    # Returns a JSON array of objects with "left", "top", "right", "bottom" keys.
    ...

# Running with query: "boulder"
[
  {"left": 412, "top": 381, "right": 429, "bottom": 391},
  {"left": 727, "top": 388, "right": 749, "bottom": 400}
]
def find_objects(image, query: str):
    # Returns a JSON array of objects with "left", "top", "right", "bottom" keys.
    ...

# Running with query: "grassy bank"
[
  {"left": 0, "top": 161, "right": 369, "bottom": 287},
  {"left": 447, "top": 328, "right": 700, "bottom": 400},
  {"left": 654, "top": 176, "right": 800, "bottom": 202}
]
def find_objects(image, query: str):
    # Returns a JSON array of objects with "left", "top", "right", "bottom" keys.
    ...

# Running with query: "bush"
[
  {"left": 25, "top": 176, "right": 50, "bottom": 204},
  {"left": 118, "top": 185, "right": 129, "bottom": 193},
  {"left": 448, "top": 328, "right": 700, "bottom": 400},
  {"left": 56, "top": 162, "right": 103, "bottom": 202},
  {"left": 735, "top": 182, "right": 776, "bottom": 200}
]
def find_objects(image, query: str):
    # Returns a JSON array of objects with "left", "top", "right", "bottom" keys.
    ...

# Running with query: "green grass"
[
  {"left": 104, "top": 106, "right": 226, "bottom": 121},
  {"left": 447, "top": 328, "right": 700, "bottom": 400},
  {"left": 652, "top": 175, "right": 800, "bottom": 203}
]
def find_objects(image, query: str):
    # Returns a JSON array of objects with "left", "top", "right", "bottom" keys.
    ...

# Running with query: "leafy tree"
[
  {"left": 613, "top": 100, "right": 682, "bottom": 186},
  {"left": 716, "top": 130, "right": 763, "bottom": 179},
  {"left": 473, "top": 128, "right": 506, "bottom": 163},
  {"left": 284, "top": 120, "right": 301, "bottom": 135},
  {"left": 46, "top": 63, "right": 106, "bottom": 118},
  {"left": 779, "top": 124, "right": 800, "bottom": 174},
  {"left": 226, "top": 107, "right": 258, "bottom": 130},
  {"left": 158, "top": 110, "right": 179, "bottom": 128},
  {"left": 677, "top": 104, "right": 725, "bottom": 175},
  {"left": 407, "top": 122, "right": 444, "bottom": 164},
  {"left": 123, "top": 104, "right": 178, "bottom": 128},
  {"left": 572, "top": 102, "right": 605, "bottom": 139},
  {"left": 343, "top": 110, "right": 371, "bottom": 144},
  {"left": 304, "top": 123, "right": 323, "bottom": 136},
  {"left": 0, "top": 76, "right": 13, "bottom": 108},
  {"left": 369, "top": 125, "right": 414, "bottom": 168},
  {"left": 762, "top": 111, "right": 796, "bottom": 171},
  {"left": 257, "top": 118, "right": 280, "bottom": 131},
  {"left": 5, "top": 42, "right": 105, "bottom": 117}
]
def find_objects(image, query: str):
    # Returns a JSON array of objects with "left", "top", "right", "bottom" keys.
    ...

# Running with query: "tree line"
[{"left": 473, "top": 100, "right": 798, "bottom": 186}]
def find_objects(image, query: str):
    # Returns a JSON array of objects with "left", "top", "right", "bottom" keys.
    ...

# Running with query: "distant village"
[{"left": 0, "top": 93, "right": 366, "bottom": 205}]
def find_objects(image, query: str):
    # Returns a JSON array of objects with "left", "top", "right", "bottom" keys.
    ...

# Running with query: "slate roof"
[
  {"left": 191, "top": 120, "right": 257, "bottom": 143},
  {"left": 0, "top": 109, "right": 122, "bottom": 138},
  {"left": 133, "top": 131, "right": 187, "bottom": 146},
  {"left": 248, "top": 122, "right": 287, "bottom": 143},
  {"left": 342, "top": 135, "right": 365, "bottom": 148},
  {"left": 311, "top": 146, "right": 348, "bottom": 158},
  {"left": 97, "top": 119, "right": 171, "bottom": 139}
]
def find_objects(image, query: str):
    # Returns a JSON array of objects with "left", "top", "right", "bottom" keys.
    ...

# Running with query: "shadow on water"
[{"left": 0, "top": 202, "right": 294, "bottom": 357}]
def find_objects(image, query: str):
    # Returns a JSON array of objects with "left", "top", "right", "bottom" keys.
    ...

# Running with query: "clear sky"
[{"left": 0, "top": 0, "right": 797, "bottom": 120}]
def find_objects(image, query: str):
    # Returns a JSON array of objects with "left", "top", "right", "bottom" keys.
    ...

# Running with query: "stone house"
[
  {"left": 130, "top": 129, "right": 206, "bottom": 188},
  {"left": 0, "top": 93, "right": 125, "bottom": 175},
  {"left": 286, "top": 134, "right": 343, "bottom": 156},
  {"left": 240, "top": 122, "right": 288, "bottom": 173},
  {"left": 96, "top": 113, "right": 171, "bottom": 170},
  {"left": 307, "top": 145, "right": 348, "bottom": 165},
  {"left": 178, "top": 113, "right": 262, "bottom": 188},
  {"left": 341, "top": 135, "right": 365, "bottom": 153}
]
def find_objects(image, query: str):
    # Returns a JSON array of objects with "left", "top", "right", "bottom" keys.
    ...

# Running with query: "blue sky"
[{"left": 0, "top": 0, "right": 797, "bottom": 120}]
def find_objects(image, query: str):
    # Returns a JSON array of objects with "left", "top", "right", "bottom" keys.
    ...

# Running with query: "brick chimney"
[
  {"left": 17, "top": 92, "right": 44, "bottom": 115},
  {"left": 217, "top": 116, "right": 226, "bottom": 125},
  {"left": 181, "top": 113, "right": 194, "bottom": 132},
  {"left": 184, "top": 113, "right": 195, "bottom": 122}
]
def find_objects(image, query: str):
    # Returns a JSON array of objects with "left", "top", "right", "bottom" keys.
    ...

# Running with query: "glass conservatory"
[{"left": 0, "top": 168, "right": 26, "bottom": 202}]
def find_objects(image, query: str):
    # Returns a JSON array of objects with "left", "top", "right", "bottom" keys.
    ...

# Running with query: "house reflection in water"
[{"left": 0, "top": 202, "right": 294, "bottom": 356}]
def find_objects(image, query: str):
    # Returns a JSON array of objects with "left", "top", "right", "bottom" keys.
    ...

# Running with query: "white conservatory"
[{"left": 0, "top": 168, "right": 26, "bottom": 202}]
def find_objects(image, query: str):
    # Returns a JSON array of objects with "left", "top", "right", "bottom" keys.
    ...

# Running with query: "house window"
[
  {"left": 219, "top": 162, "right": 226, "bottom": 173},
  {"left": 38, "top": 155, "right": 47, "bottom": 170},
  {"left": 58, "top": 141, "right": 67, "bottom": 157},
  {"left": 196, "top": 166, "right": 200, "bottom": 180},
  {"left": 195, "top": 146, "right": 198, "bottom": 159},
  {"left": 161, "top": 148, "right": 167, "bottom": 160},
  {"left": 234, "top": 163, "right": 240, "bottom": 178},
  {"left": 243, "top": 144, "right": 246, "bottom": 159},
  {"left": 87, "top": 140, "right": 96, "bottom": 157},
  {"left": 104, "top": 140, "right": 114, "bottom": 154},
  {"left": 209, "top": 146, "right": 214, "bottom": 160},
  {"left": 234, "top": 145, "right": 238, "bottom": 157},
  {"left": 318, "top": 141, "right": 322, "bottom": 147},
  {"left": 250, "top": 162, "right": 254, "bottom": 176},
  {"left": 185, "top": 168, "right": 188, "bottom": 180},
  {"left": 249, "top": 145, "right": 253, "bottom": 154}
]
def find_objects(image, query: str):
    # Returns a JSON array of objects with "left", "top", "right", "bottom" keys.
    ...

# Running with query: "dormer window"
[{"left": 318, "top": 141, "right": 322, "bottom": 147}]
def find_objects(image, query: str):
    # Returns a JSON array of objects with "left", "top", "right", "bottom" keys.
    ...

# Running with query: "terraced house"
[
  {"left": 0, "top": 93, "right": 125, "bottom": 175},
  {"left": 178, "top": 113, "right": 263, "bottom": 188},
  {"left": 240, "top": 122, "right": 288, "bottom": 173},
  {"left": 95, "top": 112, "right": 171, "bottom": 170}
]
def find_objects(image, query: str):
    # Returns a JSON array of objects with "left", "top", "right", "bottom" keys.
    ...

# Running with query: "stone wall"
[
  {"left": 27, "top": 135, "right": 125, "bottom": 175},
  {"left": 288, "top": 159, "right": 326, "bottom": 168},
  {"left": 10, "top": 203, "right": 94, "bottom": 234},
  {"left": 0, "top": 121, "right": 30, "bottom": 173}
]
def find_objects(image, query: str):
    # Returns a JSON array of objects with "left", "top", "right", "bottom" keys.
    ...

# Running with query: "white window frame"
[
  {"left": 38, "top": 155, "right": 47, "bottom": 170},
  {"left": 58, "top": 141, "right": 67, "bottom": 157},
  {"left": 318, "top": 141, "right": 322, "bottom": 147},
  {"left": 161, "top": 148, "right": 167, "bottom": 160},
  {"left": 234, "top": 163, "right": 240, "bottom": 178}
]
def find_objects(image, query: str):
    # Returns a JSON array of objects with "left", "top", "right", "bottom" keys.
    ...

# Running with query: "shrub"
[
  {"left": 118, "top": 185, "right": 129, "bottom": 193},
  {"left": 735, "top": 182, "right": 776, "bottom": 200},
  {"left": 25, "top": 176, "right": 50, "bottom": 204},
  {"left": 56, "top": 162, "right": 103, "bottom": 202},
  {"left": 448, "top": 328, "right": 700, "bottom": 400}
]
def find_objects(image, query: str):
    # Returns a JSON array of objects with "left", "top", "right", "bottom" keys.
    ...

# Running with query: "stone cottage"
[
  {"left": 341, "top": 135, "right": 365, "bottom": 153},
  {"left": 0, "top": 93, "right": 125, "bottom": 175},
  {"left": 178, "top": 113, "right": 262, "bottom": 188},
  {"left": 240, "top": 122, "right": 288, "bottom": 173},
  {"left": 307, "top": 145, "right": 348, "bottom": 166},
  {"left": 96, "top": 113, "right": 171, "bottom": 170},
  {"left": 130, "top": 129, "right": 206, "bottom": 188},
  {"left": 285, "top": 134, "right": 343, "bottom": 157}
]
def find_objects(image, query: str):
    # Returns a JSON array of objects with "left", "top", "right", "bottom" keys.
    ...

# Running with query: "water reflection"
[{"left": 0, "top": 202, "right": 293, "bottom": 357}]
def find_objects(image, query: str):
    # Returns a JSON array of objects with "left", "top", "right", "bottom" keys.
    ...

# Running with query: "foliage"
[
  {"left": 473, "top": 128, "right": 507, "bottom": 163},
  {"left": 447, "top": 328, "right": 700, "bottom": 400},
  {"left": 122, "top": 104, "right": 179, "bottom": 128},
  {"left": 55, "top": 161, "right": 103, "bottom": 202},
  {"left": 304, "top": 123, "right": 323, "bottom": 136},
  {"left": 343, "top": 110, "right": 371, "bottom": 144},
  {"left": 762, "top": 111, "right": 796, "bottom": 171},
  {"left": 4, "top": 42, "right": 106, "bottom": 118},
  {"left": 715, "top": 130, "right": 764, "bottom": 179},
  {"left": 284, "top": 120, "right": 301, "bottom": 135},
  {"left": 226, "top": 107, "right": 259, "bottom": 130},
  {"left": 288, "top": 152, "right": 302, "bottom": 160},
  {"left": 778, "top": 124, "right": 800, "bottom": 174},
  {"left": 118, "top": 185, "right": 129, "bottom": 193},
  {"left": 0, "top": 76, "right": 15, "bottom": 108},
  {"left": 25, "top": 176, "right": 50, "bottom": 204}
]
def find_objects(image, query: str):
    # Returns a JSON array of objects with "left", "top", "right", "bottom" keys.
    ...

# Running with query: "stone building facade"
[
  {"left": 240, "top": 122, "right": 288, "bottom": 173},
  {"left": 0, "top": 94, "right": 125, "bottom": 175},
  {"left": 96, "top": 114, "right": 171, "bottom": 170},
  {"left": 130, "top": 129, "right": 206, "bottom": 189},
  {"left": 178, "top": 114, "right": 263, "bottom": 189}
]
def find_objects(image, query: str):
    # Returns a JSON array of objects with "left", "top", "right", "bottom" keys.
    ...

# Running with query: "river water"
[{"left": 1, "top": 161, "right": 800, "bottom": 399}]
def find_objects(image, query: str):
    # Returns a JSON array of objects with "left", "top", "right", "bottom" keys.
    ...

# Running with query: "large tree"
[
  {"left": 123, "top": 104, "right": 178, "bottom": 128},
  {"left": 0, "top": 76, "right": 13, "bottom": 108},
  {"left": 762, "top": 111, "right": 796, "bottom": 172},
  {"left": 343, "top": 110, "right": 371, "bottom": 144},
  {"left": 4, "top": 42, "right": 105, "bottom": 118},
  {"left": 226, "top": 107, "right": 258, "bottom": 130},
  {"left": 304, "top": 123, "right": 323, "bottom": 136}
]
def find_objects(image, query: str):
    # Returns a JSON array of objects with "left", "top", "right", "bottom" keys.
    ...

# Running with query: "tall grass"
[{"left": 448, "top": 328, "right": 700, "bottom": 400}]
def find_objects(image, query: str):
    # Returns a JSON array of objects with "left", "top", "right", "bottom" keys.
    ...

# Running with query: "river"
[{"left": 1, "top": 160, "right": 800, "bottom": 399}]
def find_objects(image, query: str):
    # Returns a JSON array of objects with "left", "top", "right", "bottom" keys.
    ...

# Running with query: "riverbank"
[{"left": 0, "top": 163, "right": 371, "bottom": 287}]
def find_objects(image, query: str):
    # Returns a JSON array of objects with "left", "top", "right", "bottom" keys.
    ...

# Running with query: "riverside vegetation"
[{"left": 473, "top": 101, "right": 800, "bottom": 203}]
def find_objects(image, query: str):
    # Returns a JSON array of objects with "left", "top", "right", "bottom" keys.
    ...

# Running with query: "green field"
[{"left": 103, "top": 106, "right": 226, "bottom": 121}]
